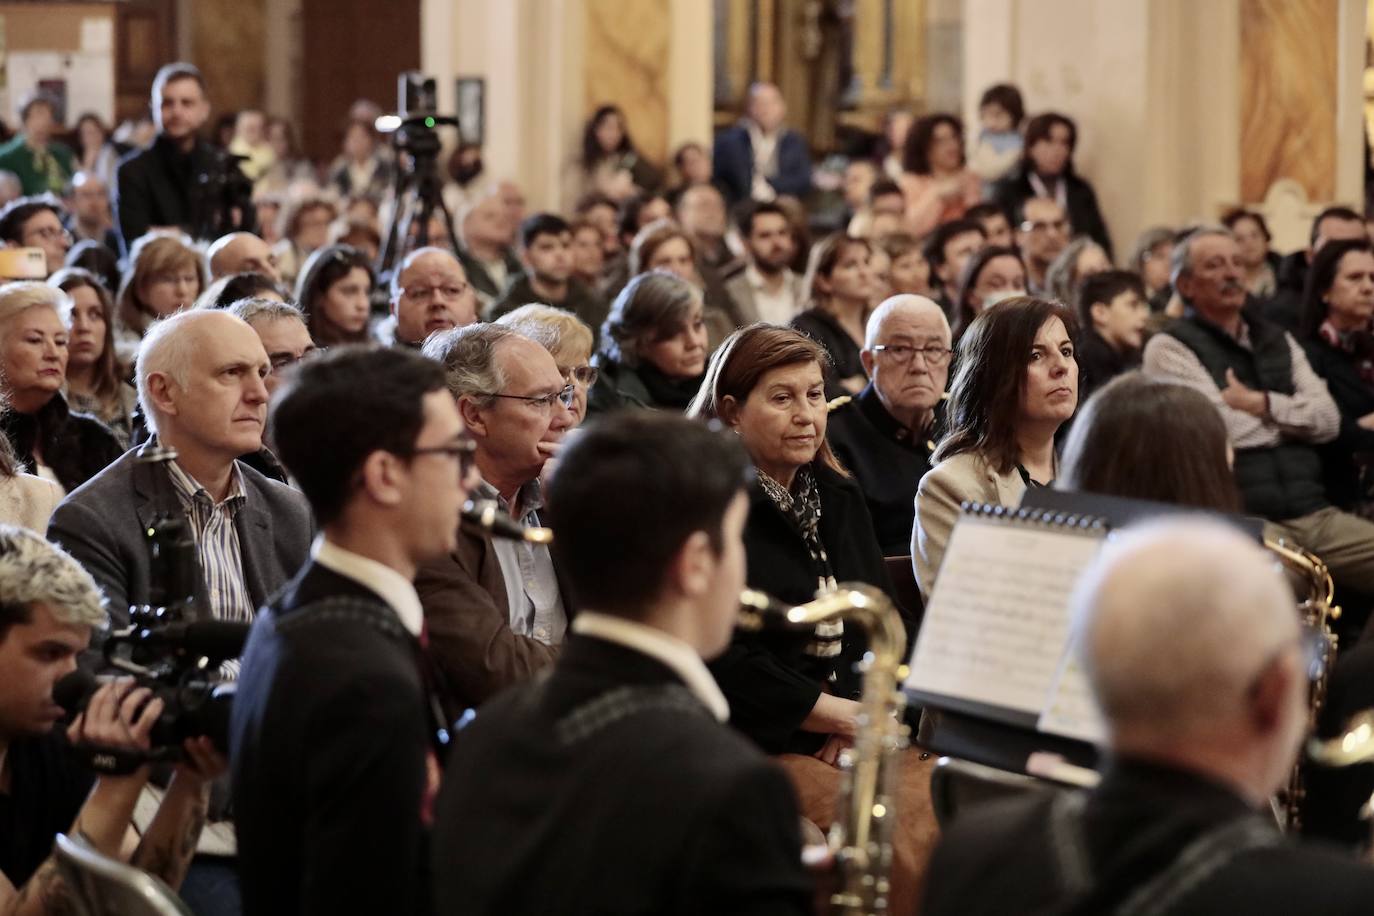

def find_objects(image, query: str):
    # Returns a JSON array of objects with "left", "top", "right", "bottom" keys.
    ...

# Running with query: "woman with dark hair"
[
  {"left": 897, "top": 114, "right": 981, "bottom": 239},
  {"left": 1059, "top": 371, "right": 1240, "bottom": 512},
  {"left": 686, "top": 322, "right": 932, "bottom": 912},
  {"left": 990, "top": 111, "right": 1113, "bottom": 258},
  {"left": 70, "top": 112, "right": 119, "bottom": 184},
  {"left": 950, "top": 244, "right": 1028, "bottom": 342},
  {"left": 587, "top": 271, "right": 708, "bottom": 415},
  {"left": 0, "top": 282, "right": 122, "bottom": 495},
  {"left": 49, "top": 268, "right": 138, "bottom": 447},
  {"left": 793, "top": 233, "right": 875, "bottom": 397},
  {"left": 1223, "top": 207, "right": 1280, "bottom": 298},
  {"left": 1298, "top": 237, "right": 1374, "bottom": 513},
  {"left": 578, "top": 105, "right": 660, "bottom": 203},
  {"left": 293, "top": 244, "right": 375, "bottom": 345},
  {"left": 913, "top": 296, "right": 1078, "bottom": 597},
  {"left": 63, "top": 238, "right": 121, "bottom": 296}
]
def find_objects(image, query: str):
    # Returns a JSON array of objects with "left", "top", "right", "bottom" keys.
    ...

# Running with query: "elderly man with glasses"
[
  {"left": 416, "top": 322, "right": 577, "bottom": 710},
  {"left": 828, "top": 294, "right": 952, "bottom": 555},
  {"left": 387, "top": 245, "right": 479, "bottom": 348}
]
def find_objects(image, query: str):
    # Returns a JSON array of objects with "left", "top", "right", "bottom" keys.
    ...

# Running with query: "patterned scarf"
[{"left": 757, "top": 466, "right": 844, "bottom": 657}]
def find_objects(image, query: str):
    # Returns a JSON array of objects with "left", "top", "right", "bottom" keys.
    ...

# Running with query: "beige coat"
[
  {"left": 0, "top": 473, "right": 63, "bottom": 532},
  {"left": 911, "top": 451, "right": 1026, "bottom": 600}
]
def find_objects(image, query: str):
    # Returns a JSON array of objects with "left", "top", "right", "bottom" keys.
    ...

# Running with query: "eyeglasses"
[
  {"left": 870, "top": 344, "right": 953, "bottom": 367},
  {"left": 483, "top": 384, "right": 576, "bottom": 411},
  {"left": 269, "top": 348, "right": 317, "bottom": 372},
  {"left": 25, "top": 224, "right": 70, "bottom": 243},
  {"left": 408, "top": 436, "right": 478, "bottom": 477},
  {"left": 402, "top": 282, "right": 470, "bottom": 302},
  {"left": 1020, "top": 218, "right": 1070, "bottom": 235},
  {"left": 561, "top": 365, "right": 598, "bottom": 387}
]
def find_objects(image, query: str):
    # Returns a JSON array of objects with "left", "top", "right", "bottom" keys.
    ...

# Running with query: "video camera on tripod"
[
  {"left": 55, "top": 447, "right": 246, "bottom": 774},
  {"left": 190, "top": 147, "right": 257, "bottom": 242},
  {"left": 376, "top": 72, "right": 465, "bottom": 273}
]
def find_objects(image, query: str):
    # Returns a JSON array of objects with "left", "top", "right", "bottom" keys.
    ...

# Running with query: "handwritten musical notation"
[{"left": 904, "top": 515, "right": 1105, "bottom": 717}]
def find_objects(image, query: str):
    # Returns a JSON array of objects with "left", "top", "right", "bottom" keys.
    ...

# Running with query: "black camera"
[
  {"left": 190, "top": 147, "right": 257, "bottom": 242},
  {"left": 56, "top": 451, "right": 245, "bottom": 773}
]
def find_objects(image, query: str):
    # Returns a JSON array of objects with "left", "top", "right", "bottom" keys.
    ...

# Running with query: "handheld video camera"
[{"left": 56, "top": 450, "right": 245, "bottom": 774}]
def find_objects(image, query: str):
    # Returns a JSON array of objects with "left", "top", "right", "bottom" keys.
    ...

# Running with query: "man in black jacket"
[
  {"left": 485, "top": 212, "right": 609, "bottom": 337},
  {"left": 231, "top": 346, "right": 478, "bottom": 916},
  {"left": 1259, "top": 205, "right": 1367, "bottom": 332},
  {"left": 432, "top": 412, "right": 813, "bottom": 915},
  {"left": 922, "top": 518, "right": 1374, "bottom": 915},
  {"left": 114, "top": 62, "right": 251, "bottom": 252}
]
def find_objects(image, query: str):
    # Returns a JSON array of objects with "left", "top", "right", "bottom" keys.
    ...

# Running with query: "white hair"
[
  {"left": 863, "top": 294, "right": 950, "bottom": 349},
  {"left": 1073, "top": 517, "right": 1296, "bottom": 740},
  {"left": 1170, "top": 224, "right": 1234, "bottom": 290},
  {"left": 0, "top": 525, "right": 106, "bottom": 629},
  {"left": 0, "top": 280, "right": 68, "bottom": 331},
  {"left": 134, "top": 310, "right": 223, "bottom": 435},
  {"left": 226, "top": 297, "right": 305, "bottom": 328}
]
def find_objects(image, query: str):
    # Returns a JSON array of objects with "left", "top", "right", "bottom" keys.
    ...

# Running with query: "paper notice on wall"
[{"left": 81, "top": 17, "right": 113, "bottom": 54}]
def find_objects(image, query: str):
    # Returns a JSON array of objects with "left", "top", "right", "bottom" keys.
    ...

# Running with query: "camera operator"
[
  {"left": 0, "top": 525, "right": 223, "bottom": 915},
  {"left": 114, "top": 63, "right": 254, "bottom": 255}
]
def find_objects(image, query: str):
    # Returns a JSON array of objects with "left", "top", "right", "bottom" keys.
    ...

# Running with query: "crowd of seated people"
[{"left": 6, "top": 51, "right": 1374, "bottom": 916}]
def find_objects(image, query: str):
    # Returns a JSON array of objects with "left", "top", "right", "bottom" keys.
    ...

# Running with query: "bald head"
[
  {"left": 207, "top": 232, "right": 280, "bottom": 283},
  {"left": 865, "top": 294, "right": 949, "bottom": 349},
  {"left": 1074, "top": 519, "right": 1306, "bottom": 784}
]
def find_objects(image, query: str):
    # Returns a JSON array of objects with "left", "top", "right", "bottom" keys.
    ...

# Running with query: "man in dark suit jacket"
[
  {"left": 417, "top": 323, "right": 576, "bottom": 710},
  {"left": 48, "top": 310, "right": 311, "bottom": 630},
  {"left": 231, "top": 346, "right": 479, "bottom": 916},
  {"left": 921, "top": 519, "right": 1374, "bottom": 915},
  {"left": 713, "top": 82, "right": 812, "bottom": 208},
  {"left": 114, "top": 63, "right": 250, "bottom": 252},
  {"left": 432, "top": 412, "right": 813, "bottom": 915}
]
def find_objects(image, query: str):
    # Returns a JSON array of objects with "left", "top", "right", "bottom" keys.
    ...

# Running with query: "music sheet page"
[{"left": 904, "top": 516, "right": 1104, "bottom": 715}]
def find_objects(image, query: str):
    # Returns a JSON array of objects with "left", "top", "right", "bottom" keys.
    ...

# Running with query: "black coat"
[
  {"left": 1302, "top": 334, "right": 1374, "bottom": 510},
  {"left": 484, "top": 272, "right": 610, "bottom": 344},
  {"left": 922, "top": 758, "right": 1374, "bottom": 915},
  {"left": 790, "top": 308, "right": 866, "bottom": 400},
  {"left": 826, "top": 383, "right": 938, "bottom": 556},
  {"left": 990, "top": 163, "right": 1113, "bottom": 260},
  {"left": 1076, "top": 327, "right": 1140, "bottom": 407},
  {"left": 431, "top": 635, "right": 813, "bottom": 915},
  {"left": 1257, "top": 251, "right": 1309, "bottom": 332},
  {"left": 1, "top": 393, "right": 123, "bottom": 494},
  {"left": 711, "top": 464, "right": 905, "bottom": 755},
  {"left": 113, "top": 135, "right": 224, "bottom": 252},
  {"left": 231, "top": 561, "right": 437, "bottom": 916}
]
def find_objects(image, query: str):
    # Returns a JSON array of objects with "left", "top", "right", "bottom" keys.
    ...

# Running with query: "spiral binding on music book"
[{"left": 957, "top": 500, "right": 1108, "bottom": 534}]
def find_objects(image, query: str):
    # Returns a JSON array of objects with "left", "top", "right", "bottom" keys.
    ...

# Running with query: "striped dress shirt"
[{"left": 165, "top": 459, "right": 256, "bottom": 625}]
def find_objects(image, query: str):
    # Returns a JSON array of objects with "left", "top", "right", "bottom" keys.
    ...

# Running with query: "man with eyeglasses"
[
  {"left": 416, "top": 323, "right": 577, "bottom": 710},
  {"left": 0, "top": 195, "right": 70, "bottom": 277},
  {"left": 1015, "top": 196, "right": 1071, "bottom": 297},
  {"left": 921, "top": 518, "right": 1374, "bottom": 916},
  {"left": 828, "top": 295, "right": 951, "bottom": 555},
  {"left": 232, "top": 345, "right": 480, "bottom": 916},
  {"left": 388, "top": 246, "right": 479, "bottom": 348}
]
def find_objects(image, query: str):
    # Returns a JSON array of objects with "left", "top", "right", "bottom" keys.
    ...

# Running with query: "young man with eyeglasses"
[
  {"left": 231, "top": 345, "right": 480, "bottom": 916},
  {"left": 0, "top": 196, "right": 70, "bottom": 277},
  {"left": 828, "top": 294, "right": 952, "bottom": 554},
  {"left": 387, "top": 246, "right": 479, "bottom": 348},
  {"left": 1015, "top": 196, "right": 1071, "bottom": 297},
  {"left": 416, "top": 323, "right": 577, "bottom": 710}
]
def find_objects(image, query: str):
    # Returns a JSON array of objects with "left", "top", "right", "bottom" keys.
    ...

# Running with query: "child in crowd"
[{"left": 969, "top": 83, "right": 1025, "bottom": 188}]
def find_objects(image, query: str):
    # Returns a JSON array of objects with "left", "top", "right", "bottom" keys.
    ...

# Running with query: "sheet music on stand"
[{"left": 903, "top": 502, "right": 1111, "bottom": 748}]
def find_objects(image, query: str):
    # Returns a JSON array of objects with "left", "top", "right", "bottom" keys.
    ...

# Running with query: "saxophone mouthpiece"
[{"left": 461, "top": 500, "right": 553, "bottom": 544}]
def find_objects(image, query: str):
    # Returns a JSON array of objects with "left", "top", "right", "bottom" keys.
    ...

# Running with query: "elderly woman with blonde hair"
[
  {"left": 0, "top": 281, "right": 123, "bottom": 495},
  {"left": 496, "top": 303, "right": 597, "bottom": 426}
]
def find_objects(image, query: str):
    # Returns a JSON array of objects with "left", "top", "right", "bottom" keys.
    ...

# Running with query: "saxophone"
[
  {"left": 739, "top": 585, "right": 909, "bottom": 916},
  {"left": 1264, "top": 537, "right": 1341, "bottom": 830}
]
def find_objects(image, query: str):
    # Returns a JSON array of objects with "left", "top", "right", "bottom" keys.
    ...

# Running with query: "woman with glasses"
[
  {"left": 587, "top": 271, "right": 708, "bottom": 416},
  {"left": 48, "top": 268, "right": 138, "bottom": 448},
  {"left": 294, "top": 243, "right": 375, "bottom": 346},
  {"left": 0, "top": 282, "right": 122, "bottom": 496},
  {"left": 913, "top": 296, "right": 1078, "bottom": 599},
  {"left": 496, "top": 304, "right": 597, "bottom": 427},
  {"left": 114, "top": 233, "right": 205, "bottom": 361},
  {"left": 686, "top": 323, "right": 934, "bottom": 913}
]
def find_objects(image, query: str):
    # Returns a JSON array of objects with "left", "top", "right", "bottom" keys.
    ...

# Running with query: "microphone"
[
  {"left": 53, "top": 668, "right": 98, "bottom": 715},
  {"left": 461, "top": 499, "right": 552, "bottom": 544}
]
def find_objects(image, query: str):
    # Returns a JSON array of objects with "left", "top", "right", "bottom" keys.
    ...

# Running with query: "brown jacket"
[{"left": 415, "top": 524, "right": 565, "bottom": 710}]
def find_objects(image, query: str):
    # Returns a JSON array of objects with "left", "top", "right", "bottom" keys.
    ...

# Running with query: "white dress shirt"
[{"left": 312, "top": 535, "right": 425, "bottom": 637}]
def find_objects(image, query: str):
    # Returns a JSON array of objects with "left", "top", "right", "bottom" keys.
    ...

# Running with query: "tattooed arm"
[{"left": 129, "top": 737, "right": 223, "bottom": 891}]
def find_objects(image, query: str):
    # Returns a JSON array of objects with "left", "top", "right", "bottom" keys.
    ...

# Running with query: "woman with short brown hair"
[{"left": 114, "top": 233, "right": 205, "bottom": 356}]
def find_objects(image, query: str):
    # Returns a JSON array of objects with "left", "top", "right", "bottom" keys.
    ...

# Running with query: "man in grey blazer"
[
  {"left": 48, "top": 310, "right": 312, "bottom": 631},
  {"left": 720, "top": 200, "right": 804, "bottom": 327}
]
